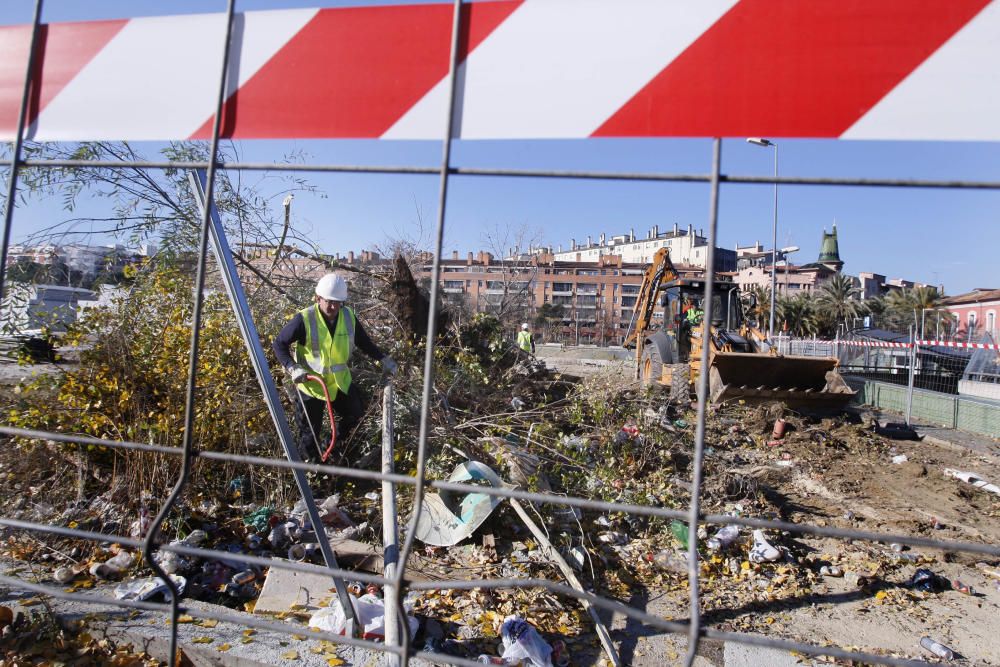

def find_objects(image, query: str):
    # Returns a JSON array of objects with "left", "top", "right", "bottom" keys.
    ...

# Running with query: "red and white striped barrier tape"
[
  {"left": 838, "top": 339, "right": 912, "bottom": 349},
  {"left": 823, "top": 339, "right": 999, "bottom": 351},
  {"left": 1, "top": 0, "right": 998, "bottom": 141},
  {"left": 915, "top": 340, "right": 1000, "bottom": 350}
]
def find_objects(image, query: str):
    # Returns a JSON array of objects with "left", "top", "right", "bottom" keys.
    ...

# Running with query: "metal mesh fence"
[{"left": 2, "top": 3, "right": 1000, "bottom": 667}]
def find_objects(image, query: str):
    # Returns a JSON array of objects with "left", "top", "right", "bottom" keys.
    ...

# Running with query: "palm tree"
[
  {"left": 884, "top": 285, "right": 945, "bottom": 335},
  {"left": 743, "top": 284, "right": 771, "bottom": 331},
  {"left": 817, "top": 275, "right": 868, "bottom": 333},
  {"left": 778, "top": 293, "right": 818, "bottom": 337}
]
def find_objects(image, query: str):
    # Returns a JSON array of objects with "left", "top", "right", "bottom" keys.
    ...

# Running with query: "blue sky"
[{"left": 3, "top": 0, "right": 999, "bottom": 295}]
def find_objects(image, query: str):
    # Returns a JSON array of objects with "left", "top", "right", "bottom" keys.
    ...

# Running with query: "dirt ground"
[{"left": 607, "top": 409, "right": 1000, "bottom": 665}]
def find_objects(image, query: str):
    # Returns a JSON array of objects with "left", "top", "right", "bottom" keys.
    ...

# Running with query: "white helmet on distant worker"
[
  {"left": 315, "top": 273, "right": 348, "bottom": 302},
  {"left": 521, "top": 323, "right": 530, "bottom": 330}
]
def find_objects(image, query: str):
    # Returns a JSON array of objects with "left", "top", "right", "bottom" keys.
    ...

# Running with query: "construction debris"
[{"left": 3, "top": 306, "right": 1000, "bottom": 664}]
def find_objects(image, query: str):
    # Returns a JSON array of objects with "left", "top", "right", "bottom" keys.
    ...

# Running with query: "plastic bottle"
[
  {"left": 772, "top": 418, "right": 786, "bottom": 439},
  {"left": 919, "top": 636, "right": 954, "bottom": 660},
  {"left": 819, "top": 565, "right": 843, "bottom": 577},
  {"left": 476, "top": 656, "right": 506, "bottom": 665}
]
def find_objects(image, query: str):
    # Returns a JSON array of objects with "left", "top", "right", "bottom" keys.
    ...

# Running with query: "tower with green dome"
[{"left": 818, "top": 224, "right": 843, "bottom": 272}]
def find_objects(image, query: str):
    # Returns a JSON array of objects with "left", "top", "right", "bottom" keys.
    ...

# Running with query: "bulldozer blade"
[{"left": 708, "top": 353, "right": 855, "bottom": 410}]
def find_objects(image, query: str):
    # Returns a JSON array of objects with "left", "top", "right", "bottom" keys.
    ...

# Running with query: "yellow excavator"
[{"left": 623, "top": 248, "right": 855, "bottom": 410}]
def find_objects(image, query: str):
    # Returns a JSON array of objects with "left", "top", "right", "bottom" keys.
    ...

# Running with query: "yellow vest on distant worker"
[
  {"left": 517, "top": 329, "right": 532, "bottom": 352},
  {"left": 295, "top": 304, "right": 356, "bottom": 399}
]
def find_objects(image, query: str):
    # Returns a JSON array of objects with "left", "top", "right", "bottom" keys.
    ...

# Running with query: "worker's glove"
[
  {"left": 287, "top": 364, "right": 309, "bottom": 384},
  {"left": 381, "top": 356, "right": 398, "bottom": 376}
]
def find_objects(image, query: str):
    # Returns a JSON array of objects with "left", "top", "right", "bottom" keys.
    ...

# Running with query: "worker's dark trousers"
[{"left": 291, "top": 384, "right": 364, "bottom": 464}]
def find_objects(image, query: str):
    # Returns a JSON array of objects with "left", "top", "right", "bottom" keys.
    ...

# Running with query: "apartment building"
[
  {"left": 428, "top": 250, "right": 703, "bottom": 344},
  {"left": 549, "top": 223, "right": 736, "bottom": 271}
]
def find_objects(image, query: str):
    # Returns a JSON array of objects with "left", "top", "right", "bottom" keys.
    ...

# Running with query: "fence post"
[
  {"left": 381, "top": 385, "right": 400, "bottom": 665},
  {"left": 905, "top": 326, "right": 916, "bottom": 426}
]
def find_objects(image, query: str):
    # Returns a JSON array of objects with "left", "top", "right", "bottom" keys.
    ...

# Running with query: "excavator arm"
[{"left": 622, "top": 247, "right": 680, "bottom": 355}]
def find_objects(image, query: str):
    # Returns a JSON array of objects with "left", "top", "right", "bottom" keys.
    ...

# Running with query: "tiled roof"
[{"left": 943, "top": 288, "right": 1000, "bottom": 306}]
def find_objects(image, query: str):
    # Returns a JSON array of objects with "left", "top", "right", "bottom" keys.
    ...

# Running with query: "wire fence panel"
[{"left": 3, "top": 3, "right": 1000, "bottom": 667}]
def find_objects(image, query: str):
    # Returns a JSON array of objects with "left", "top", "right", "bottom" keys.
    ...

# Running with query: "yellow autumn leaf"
[
  {"left": 192, "top": 636, "right": 213, "bottom": 644},
  {"left": 875, "top": 590, "right": 887, "bottom": 600},
  {"left": 217, "top": 644, "right": 231, "bottom": 652},
  {"left": 280, "top": 650, "right": 300, "bottom": 660},
  {"left": 176, "top": 615, "right": 195, "bottom": 623},
  {"left": 200, "top": 619, "right": 219, "bottom": 628},
  {"left": 243, "top": 629, "right": 256, "bottom": 637},
  {"left": 327, "top": 658, "right": 345, "bottom": 666},
  {"left": 241, "top": 637, "right": 254, "bottom": 644}
]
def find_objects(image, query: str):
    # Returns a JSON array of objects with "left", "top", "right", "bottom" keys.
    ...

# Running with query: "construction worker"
[
  {"left": 272, "top": 273, "right": 397, "bottom": 463},
  {"left": 517, "top": 322, "right": 535, "bottom": 354},
  {"left": 686, "top": 300, "right": 704, "bottom": 325}
]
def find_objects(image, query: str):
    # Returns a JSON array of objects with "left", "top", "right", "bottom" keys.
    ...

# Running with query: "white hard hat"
[
  {"left": 521, "top": 323, "right": 529, "bottom": 330},
  {"left": 315, "top": 273, "right": 348, "bottom": 301}
]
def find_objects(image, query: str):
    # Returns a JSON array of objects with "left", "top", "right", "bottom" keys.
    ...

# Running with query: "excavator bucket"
[{"left": 709, "top": 352, "right": 855, "bottom": 411}]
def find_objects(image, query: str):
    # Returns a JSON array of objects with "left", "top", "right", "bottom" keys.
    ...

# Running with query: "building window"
[
  {"left": 987, "top": 311, "right": 996, "bottom": 335},
  {"left": 968, "top": 312, "right": 977, "bottom": 333}
]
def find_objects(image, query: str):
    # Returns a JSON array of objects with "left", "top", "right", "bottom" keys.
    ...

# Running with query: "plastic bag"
[
  {"left": 500, "top": 616, "right": 553, "bottom": 667},
  {"left": 308, "top": 593, "right": 418, "bottom": 640}
]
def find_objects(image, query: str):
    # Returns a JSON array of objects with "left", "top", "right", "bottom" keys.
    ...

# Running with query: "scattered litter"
[
  {"left": 413, "top": 461, "right": 504, "bottom": 547},
  {"left": 669, "top": 521, "right": 689, "bottom": 549},
  {"left": 919, "top": 636, "right": 954, "bottom": 660},
  {"left": 944, "top": 468, "right": 1000, "bottom": 497},
  {"left": 242, "top": 506, "right": 274, "bottom": 533},
  {"left": 497, "top": 615, "right": 554, "bottom": 667},
  {"left": 819, "top": 565, "right": 843, "bottom": 577},
  {"left": 706, "top": 525, "right": 739, "bottom": 552},
  {"left": 308, "top": 593, "right": 417, "bottom": 640},
  {"left": 749, "top": 530, "right": 781, "bottom": 563},
  {"left": 597, "top": 531, "right": 628, "bottom": 545},
  {"left": 951, "top": 580, "right": 974, "bottom": 595},
  {"left": 566, "top": 546, "right": 586, "bottom": 571},
  {"left": 891, "top": 454, "right": 908, "bottom": 464},
  {"left": 114, "top": 575, "right": 186, "bottom": 602},
  {"left": 287, "top": 543, "right": 319, "bottom": 562},
  {"left": 844, "top": 572, "right": 867, "bottom": 589},
  {"left": 909, "top": 568, "right": 946, "bottom": 593},
  {"left": 231, "top": 570, "right": 256, "bottom": 585}
]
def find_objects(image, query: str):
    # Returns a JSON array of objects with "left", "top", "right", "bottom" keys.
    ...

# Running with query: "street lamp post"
[
  {"left": 778, "top": 246, "right": 799, "bottom": 298},
  {"left": 747, "top": 137, "right": 778, "bottom": 341}
]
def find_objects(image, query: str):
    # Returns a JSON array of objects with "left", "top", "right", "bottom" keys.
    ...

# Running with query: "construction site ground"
[{"left": 2, "top": 347, "right": 999, "bottom": 666}]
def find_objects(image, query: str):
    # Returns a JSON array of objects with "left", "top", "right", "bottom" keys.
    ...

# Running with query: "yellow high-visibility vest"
[
  {"left": 295, "top": 304, "right": 356, "bottom": 399},
  {"left": 517, "top": 330, "right": 532, "bottom": 352}
]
